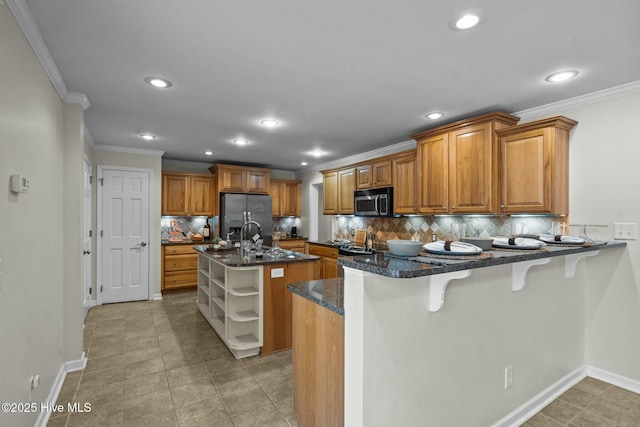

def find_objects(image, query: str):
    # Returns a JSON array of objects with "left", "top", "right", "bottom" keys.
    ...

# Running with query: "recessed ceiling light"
[
  {"left": 260, "top": 119, "right": 279, "bottom": 128},
  {"left": 426, "top": 112, "right": 445, "bottom": 120},
  {"left": 301, "top": 161, "right": 308, "bottom": 166},
  {"left": 308, "top": 149, "right": 327, "bottom": 157},
  {"left": 545, "top": 70, "right": 579, "bottom": 83},
  {"left": 204, "top": 150, "right": 214, "bottom": 156},
  {"left": 233, "top": 139, "right": 249, "bottom": 145},
  {"left": 456, "top": 14, "right": 480, "bottom": 29},
  {"left": 139, "top": 133, "right": 156, "bottom": 141},
  {"left": 144, "top": 77, "right": 172, "bottom": 88},
  {"left": 449, "top": 11, "right": 483, "bottom": 31}
]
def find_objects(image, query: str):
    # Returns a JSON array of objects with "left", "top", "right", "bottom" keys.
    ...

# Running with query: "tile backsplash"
[
  {"left": 161, "top": 216, "right": 302, "bottom": 239},
  {"left": 333, "top": 215, "right": 561, "bottom": 246}
]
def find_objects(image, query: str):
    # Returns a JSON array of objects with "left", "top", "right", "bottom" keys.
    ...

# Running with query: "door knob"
[
  {"left": 140, "top": 242, "right": 147, "bottom": 247},
  {"left": 83, "top": 250, "right": 91, "bottom": 255}
]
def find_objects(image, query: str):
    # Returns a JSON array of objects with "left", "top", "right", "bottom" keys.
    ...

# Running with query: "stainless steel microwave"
[{"left": 354, "top": 187, "right": 393, "bottom": 217}]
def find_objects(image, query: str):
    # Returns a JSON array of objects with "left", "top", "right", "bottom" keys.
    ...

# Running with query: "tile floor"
[
  {"left": 46, "top": 290, "right": 640, "bottom": 427},
  {"left": 47, "top": 290, "right": 296, "bottom": 427},
  {"left": 523, "top": 376, "right": 640, "bottom": 426}
]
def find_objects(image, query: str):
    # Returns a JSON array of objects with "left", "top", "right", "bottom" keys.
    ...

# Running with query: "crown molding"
[
  {"left": 6, "top": 0, "right": 90, "bottom": 110},
  {"left": 514, "top": 80, "right": 640, "bottom": 122},
  {"left": 305, "top": 139, "right": 416, "bottom": 173},
  {"left": 93, "top": 144, "right": 165, "bottom": 157}
]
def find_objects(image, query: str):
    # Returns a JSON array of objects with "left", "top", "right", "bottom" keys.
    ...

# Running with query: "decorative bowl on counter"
[
  {"left": 460, "top": 237, "right": 493, "bottom": 250},
  {"left": 387, "top": 240, "right": 423, "bottom": 256}
]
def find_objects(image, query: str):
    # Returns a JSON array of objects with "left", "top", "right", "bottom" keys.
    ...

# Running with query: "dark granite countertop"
[
  {"left": 193, "top": 245, "right": 319, "bottom": 267},
  {"left": 162, "top": 239, "right": 214, "bottom": 245},
  {"left": 338, "top": 241, "right": 626, "bottom": 278},
  {"left": 287, "top": 278, "right": 344, "bottom": 316},
  {"left": 287, "top": 241, "right": 626, "bottom": 316}
]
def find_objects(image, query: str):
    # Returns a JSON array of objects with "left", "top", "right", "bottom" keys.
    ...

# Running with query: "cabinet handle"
[
  {"left": 173, "top": 262, "right": 177, "bottom": 266},
  {"left": 451, "top": 206, "right": 456, "bottom": 210},
  {"left": 500, "top": 204, "right": 505, "bottom": 210}
]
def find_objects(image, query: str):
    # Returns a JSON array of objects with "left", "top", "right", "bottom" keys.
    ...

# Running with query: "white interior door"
[
  {"left": 83, "top": 157, "right": 93, "bottom": 310},
  {"left": 100, "top": 168, "right": 150, "bottom": 303}
]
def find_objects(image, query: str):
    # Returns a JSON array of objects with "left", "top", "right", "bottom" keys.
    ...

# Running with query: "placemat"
[
  {"left": 417, "top": 251, "right": 494, "bottom": 261},
  {"left": 543, "top": 241, "right": 605, "bottom": 248}
]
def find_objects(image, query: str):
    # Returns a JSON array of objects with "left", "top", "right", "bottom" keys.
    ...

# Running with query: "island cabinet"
[
  {"left": 496, "top": 116, "right": 577, "bottom": 215},
  {"left": 162, "top": 172, "right": 217, "bottom": 216},
  {"left": 292, "top": 293, "right": 344, "bottom": 427},
  {"left": 262, "top": 260, "right": 320, "bottom": 355},
  {"left": 392, "top": 151, "right": 418, "bottom": 214},
  {"left": 414, "top": 112, "right": 520, "bottom": 214},
  {"left": 270, "top": 179, "right": 302, "bottom": 217},
  {"left": 356, "top": 159, "right": 392, "bottom": 189},
  {"left": 209, "top": 164, "right": 271, "bottom": 194},
  {"left": 162, "top": 244, "right": 199, "bottom": 292},
  {"left": 322, "top": 167, "right": 356, "bottom": 214},
  {"left": 307, "top": 243, "right": 339, "bottom": 279}
]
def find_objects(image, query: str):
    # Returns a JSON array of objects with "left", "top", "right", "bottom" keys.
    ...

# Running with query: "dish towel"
[
  {"left": 492, "top": 237, "right": 547, "bottom": 248},
  {"left": 539, "top": 234, "right": 586, "bottom": 244},
  {"left": 423, "top": 241, "right": 483, "bottom": 254}
]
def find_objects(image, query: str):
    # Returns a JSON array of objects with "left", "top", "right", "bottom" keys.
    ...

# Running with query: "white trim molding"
[
  {"left": 93, "top": 144, "right": 165, "bottom": 157},
  {"left": 515, "top": 80, "right": 640, "bottom": 122},
  {"left": 6, "top": 0, "right": 90, "bottom": 110},
  {"left": 586, "top": 365, "right": 640, "bottom": 395}
]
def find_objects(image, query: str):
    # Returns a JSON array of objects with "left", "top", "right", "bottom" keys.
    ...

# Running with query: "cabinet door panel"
[
  {"left": 282, "top": 182, "right": 301, "bottom": 216},
  {"left": 322, "top": 258, "right": 339, "bottom": 279},
  {"left": 356, "top": 165, "right": 373, "bottom": 189},
  {"left": 392, "top": 155, "right": 417, "bottom": 214},
  {"left": 247, "top": 170, "right": 270, "bottom": 193},
  {"left": 190, "top": 176, "right": 215, "bottom": 216},
  {"left": 372, "top": 160, "right": 392, "bottom": 187},
  {"left": 270, "top": 182, "right": 282, "bottom": 216},
  {"left": 500, "top": 129, "right": 550, "bottom": 213},
  {"left": 219, "top": 168, "right": 246, "bottom": 192},
  {"left": 449, "top": 124, "right": 493, "bottom": 213},
  {"left": 337, "top": 168, "right": 355, "bottom": 214},
  {"left": 417, "top": 134, "right": 448, "bottom": 214},
  {"left": 162, "top": 174, "right": 189, "bottom": 215},
  {"left": 323, "top": 172, "right": 338, "bottom": 214}
]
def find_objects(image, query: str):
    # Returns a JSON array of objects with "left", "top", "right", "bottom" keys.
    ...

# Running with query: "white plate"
[
  {"left": 423, "top": 241, "right": 482, "bottom": 255},
  {"left": 492, "top": 242, "right": 541, "bottom": 250}
]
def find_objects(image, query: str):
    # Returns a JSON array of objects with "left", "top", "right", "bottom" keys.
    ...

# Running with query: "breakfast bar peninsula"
[{"left": 288, "top": 241, "right": 626, "bottom": 427}]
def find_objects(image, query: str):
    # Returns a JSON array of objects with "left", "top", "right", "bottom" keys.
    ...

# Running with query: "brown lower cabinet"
[
  {"left": 306, "top": 243, "right": 339, "bottom": 279},
  {"left": 162, "top": 244, "right": 199, "bottom": 292},
  {"left": 262, "top": 260, "right": 320, "bottom": 355},
  {"left": 292, "top": 293, "right": 344, "bottom": 427}
]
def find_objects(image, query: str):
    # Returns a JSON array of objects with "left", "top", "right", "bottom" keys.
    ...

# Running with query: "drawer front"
[
  {"left": 163, "top": 271, "right": 198, "bottom": 289},
  {"left": 278, "top": 240, "right": 306, "bottom": 251},
  {"left": 164, "top": 254, "right": 198, "bottom": 271},
  {"left": 307, "top": 244, "right": 338, "bottom": 259},
  {"left": 164, "top": 245, "right": 198, "bottom": 255}
]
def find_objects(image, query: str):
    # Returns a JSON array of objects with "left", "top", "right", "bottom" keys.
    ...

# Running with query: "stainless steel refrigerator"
[{"left": 220, "top": 193, "right": 272, "bottom": 244}]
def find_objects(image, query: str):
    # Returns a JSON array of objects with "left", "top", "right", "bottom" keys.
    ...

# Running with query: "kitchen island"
[
  {"left": 288, "top": 241, "right": 626, "bottom": 427},
  {"left": 194, "top": 245, "right": 320, "bottom": 358}
]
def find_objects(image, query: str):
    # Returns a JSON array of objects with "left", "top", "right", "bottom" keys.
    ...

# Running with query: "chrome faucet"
[{"left": 240, "top": 220, "right": 262, "bottom": 251}]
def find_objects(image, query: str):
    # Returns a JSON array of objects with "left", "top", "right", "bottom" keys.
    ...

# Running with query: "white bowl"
[{"left": 387, "top": 240, "right": 423, "bottom": 256}]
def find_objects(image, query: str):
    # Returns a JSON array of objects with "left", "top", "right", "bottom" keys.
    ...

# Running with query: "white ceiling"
[{"left": 23, "top": 0, "right": 640, "bottom": 171}]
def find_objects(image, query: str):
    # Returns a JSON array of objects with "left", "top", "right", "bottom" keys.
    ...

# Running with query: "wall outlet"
[
  {"left": 504, "top": 365, "right": 513, "bottom": 389},
  {"left": 271, "top": 268, "right": 284, "bottom": 278},
  {"left": 351, "top": 228, "right": 355, "bottom": 236},
  {"left": 614, "top": 223, "right": 637, "bottom": 240}
]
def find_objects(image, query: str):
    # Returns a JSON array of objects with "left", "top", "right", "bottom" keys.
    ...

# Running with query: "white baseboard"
[
  {"left": 152, "top": 293, "right": 163, "bottom": 300},
  {"left": 586, "top": 365, "right": 640, "bottom": 394},
  {"left": 34, "top": 352, "right": 87, "bottom": 427},
  {"left": 491, "top": 367, "right": 586, "bottom": 427}
]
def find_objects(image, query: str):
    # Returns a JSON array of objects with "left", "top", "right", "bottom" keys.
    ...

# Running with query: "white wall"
[
  {"left": 91, "top": 146, "right": 163, "bottom": 299},
  {"left": 539, "top": 90, "right": 640, "bottom": 382},
  {"left": 0, "top": 5, "right": 84, "bottom": 426}
]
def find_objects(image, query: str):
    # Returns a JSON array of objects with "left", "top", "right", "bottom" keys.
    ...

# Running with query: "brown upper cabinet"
[
  {"left": 209, "top": 164, "right": 271, "bottom": 194},
  {"left": 162, "top": 172, "right": 217, "bottom": 216},
  {"left": 413, "top": 112, "right": 520, "bottom": 214},
  {"left": 392, "top": 152, "right": 418, "bottom": 214},
  {"left": 322, "top": 167, "right": 356, "bottom": 215},
  {"left": 496, "top": 116, "right": 577, "bottom": 215},
  {"left": 270, "top": 179, "right": 302, "bottom": 217},
  {"left": 356, "top": 160, "right": 392, "bottom": 189}
]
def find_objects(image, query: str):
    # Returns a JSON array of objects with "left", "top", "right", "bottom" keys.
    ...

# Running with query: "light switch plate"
[
  {"left": 271, "top": 268, "right": 284, "bottom": 278},
  {"left": 614, "top": 223, "right": 637, "bottom": 240}
]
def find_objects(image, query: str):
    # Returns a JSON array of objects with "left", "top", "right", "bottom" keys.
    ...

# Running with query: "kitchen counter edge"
[
  {"left": 193, "top": 245, "right": 319, "bottom": 266},
  {"left": 287, "top": 278, "right": 345, "bottom": 316}
]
